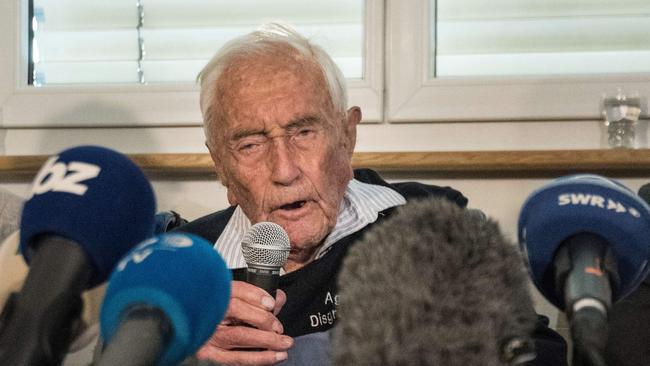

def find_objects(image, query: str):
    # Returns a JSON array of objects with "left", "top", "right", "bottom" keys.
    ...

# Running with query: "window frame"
[
  {"left": 0, "top": 0, "right": 383, "bottom": 128},
  {"left": 386, "top": 0, "right": 650, "bottom": 123}
]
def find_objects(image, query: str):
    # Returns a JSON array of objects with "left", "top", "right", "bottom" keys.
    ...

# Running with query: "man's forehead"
[
  {"left": 224, "top": 49, "right": 319, "bottom": 86},
  {"left": 227, "top": 63, "right": 322, "bottom": 100},
  {"left": 219, "top": 55, "right": 331, "bottom": 129}
]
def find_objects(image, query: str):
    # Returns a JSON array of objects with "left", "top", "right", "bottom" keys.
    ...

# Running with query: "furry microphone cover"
[{"left": 332, "top": 197, "right": 537, "bottom": 366}]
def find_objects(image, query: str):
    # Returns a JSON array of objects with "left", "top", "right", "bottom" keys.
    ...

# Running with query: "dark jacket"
[
  {"left": 605, "top": 276, "right": 650, "bottom": 366},
  {"left": 176, "top": 169, "right": 567, "bottom": 366}
]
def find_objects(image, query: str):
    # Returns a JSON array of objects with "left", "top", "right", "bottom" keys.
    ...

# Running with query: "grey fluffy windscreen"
[{"left": 332, "top": 197, "right": 537, "bottom": 366}]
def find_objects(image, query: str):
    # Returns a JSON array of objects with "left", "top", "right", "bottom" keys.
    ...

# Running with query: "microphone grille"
[{"left": 241, "top": 222, "right": 290, "bottom": 268}]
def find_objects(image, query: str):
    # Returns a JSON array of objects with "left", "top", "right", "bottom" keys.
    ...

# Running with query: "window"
[
  {"left": 30, "top": 0, "right": 364, "bottom": 85},
  {"left": 433, "top": 1, "right": 650, "bottom": 77},
  {"left": 1, "top": 0, "right": 648, "bottom": 128},
  {"left": 1, "top": 0, "right": 382, "bottom": 127},
  {"left": 387, "top": 0, "right": 650, "bottom": 122}
]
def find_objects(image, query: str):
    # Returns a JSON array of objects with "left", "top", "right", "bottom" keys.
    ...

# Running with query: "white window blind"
[
  {"left": 433, "top": 0, "right": 650, "bottom": 77},
  {"left": 31, "top": 0, "right": 364, "bottom": 85},
  {"left": 386, "top": 0, "right": 650, "bottom": 122}
]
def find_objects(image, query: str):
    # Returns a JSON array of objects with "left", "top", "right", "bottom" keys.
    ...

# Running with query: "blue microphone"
[
  {"left": 0, "top": 145, "right": 156, "bottom": 366},
  {"left": 518, "top": 174, "right": 650, "bottom": 365},
  {"left": 99, "top": 233, "right": 232, "bottom": 366},
  {"left": 20, "top": 145, "right": 157, "bottom": 284}
]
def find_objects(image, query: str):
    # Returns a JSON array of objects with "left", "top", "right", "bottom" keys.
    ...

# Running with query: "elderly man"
[{"left": 179, "top": 23, "right": 565, "bottom": 366}]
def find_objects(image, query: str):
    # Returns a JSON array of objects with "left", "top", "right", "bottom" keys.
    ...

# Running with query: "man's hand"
[{"left": 196, "top": 281, "right": 293, "bottom": 365}]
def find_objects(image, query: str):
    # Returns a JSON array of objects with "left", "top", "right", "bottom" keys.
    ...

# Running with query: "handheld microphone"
[
  {"left": 518, "top": 174, "right": 650, "bottom": 365},
  {"left": 0, "top": 145, "right": 156, "bottom": 366},
  {"left": 99, "top": 233, "right": 232, "bottom": 366},
  {"left": 333, "top": 198, "right": 538, "bottom": 366},
  {"left": 241, "top": 222, "right": 290, "bottom": 297}
]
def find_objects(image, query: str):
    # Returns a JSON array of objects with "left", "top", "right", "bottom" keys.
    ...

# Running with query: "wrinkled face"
[{"left": 207, "top": 51, "right": 359, "bottom": 263}]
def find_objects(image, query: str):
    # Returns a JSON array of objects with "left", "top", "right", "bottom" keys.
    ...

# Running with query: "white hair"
[{"left": 197, "top": 22, "right": 348, "bottom": 148}]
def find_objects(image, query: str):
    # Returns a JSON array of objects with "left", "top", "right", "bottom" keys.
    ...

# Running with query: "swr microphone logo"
[
  {"left": 29, "top": 155, "right": 101, "bottom": 197},
  {"left": 557, "top": 192, "right": 641, "bottom": 218}
]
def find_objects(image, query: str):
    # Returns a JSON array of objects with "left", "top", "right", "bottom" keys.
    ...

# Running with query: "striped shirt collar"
[{"left": 213, "top": 179, "right": 406, "bottom": 269}]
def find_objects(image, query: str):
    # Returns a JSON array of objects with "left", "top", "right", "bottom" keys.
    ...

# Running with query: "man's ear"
[
  {"left": 344, "top": 106, "right": 361, "bottom": 156},
  {"left": 206, "top": 141, "right": 229, "bottom": 187},
  {"left": 206, "top": 142, "right": 239, "bottom": 206}
]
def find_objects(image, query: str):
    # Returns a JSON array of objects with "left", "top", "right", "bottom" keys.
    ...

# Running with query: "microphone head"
[
  {"left": 100, "top": 233, "right": 232, "bottom": 366},
  {"left": 333, "top": 198, "right": 537, "bottom": 366},
  {"left": 19, "top": 146, "right": 156, "bottom": 287},
  {"left": 518, "top": 174, "right": 650, "bottom": 309},
  {"left": 241, "top": 222, "right": 290, "bottom": 269}
]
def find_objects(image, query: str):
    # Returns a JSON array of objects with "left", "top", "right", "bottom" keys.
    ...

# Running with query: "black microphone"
[
  {"left": 0, "top": 146, "right": 156, "bottom": 366},
  {"left": 332, "top": 198, "right": 538, "bottom": 366},
  {"left": 241, "top": 222, "right": 290, "bottom": 297}
]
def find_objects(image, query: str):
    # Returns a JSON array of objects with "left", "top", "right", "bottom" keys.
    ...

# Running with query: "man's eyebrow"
[
  {"left": 286, "top": 115, "right": 322, "bottom": 129},
  {"left": 230, "top": 128, "right": 266, "bottom": 141},
  {"left": 229, "top": 115, "right": 322, "bottom": 141}
]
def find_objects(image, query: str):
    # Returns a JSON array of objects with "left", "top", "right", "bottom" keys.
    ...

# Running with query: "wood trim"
[
  {"left": 1, "top": 149, "right": 649, "bottom": 181},
  {"left": 352, "top": 150, "right": 650, "bottom": 176}
]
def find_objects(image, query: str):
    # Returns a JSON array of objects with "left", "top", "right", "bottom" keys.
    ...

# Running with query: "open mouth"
[{"left": 279, "top": 200, "right": 307, "bottom": 210}]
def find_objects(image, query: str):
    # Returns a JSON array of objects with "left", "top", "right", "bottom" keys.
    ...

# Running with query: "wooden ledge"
[{"left": 1, "top": 149, "right": 649, "bottom": 181}]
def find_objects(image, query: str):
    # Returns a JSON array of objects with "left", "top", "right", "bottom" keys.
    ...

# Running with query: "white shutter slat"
[
  {"left": 144, "top": 0, "right": 361, "bottom": 26},
  {"left": 438, "top": 16, "right": 650, "bottom": 55},
  {"left": 143, "top": 24, "right": 362, "bottom": 59},
  {"left": 438, "top": 50, "right": 650, "bottom": 77},
  {"left": 143, "top": 56, "right": 362, "bottom": 82},
  {"left": 34, "top": 0, "right": 135, "bottom": 30},
  {"left": 439, "top": 0, "right": 650, "bottom": 20},
  {"left": 36, "top": 62, "right": 140, "bottom": 84},
  {"left": 36, "top": 30, "right": 138, "bottom": 61}
]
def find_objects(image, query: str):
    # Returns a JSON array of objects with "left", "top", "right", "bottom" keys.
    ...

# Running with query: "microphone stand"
[
  {"left": 0, "top": 236, "right": 90, "bottom": 366},
  {"left": 555, "top": 234, "right": 613, "bottom": 366},
  {"left": 571, "top": 307, "right": 608, "bottom": 366},
  {"left": 97, "top": 305, "right": 172, "bottom": 366}
]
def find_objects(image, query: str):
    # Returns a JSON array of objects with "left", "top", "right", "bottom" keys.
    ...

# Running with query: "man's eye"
[
  {"left": 238, "top": 143, "right": 262, "bottom": 153},
  {"left": 296, "top": 128, "right": 315, "bottom": 138}
]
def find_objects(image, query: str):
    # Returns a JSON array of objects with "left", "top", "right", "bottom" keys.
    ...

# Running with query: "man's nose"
[{"left": 269, "top": 139, "right": 301, "bottom": 185}]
